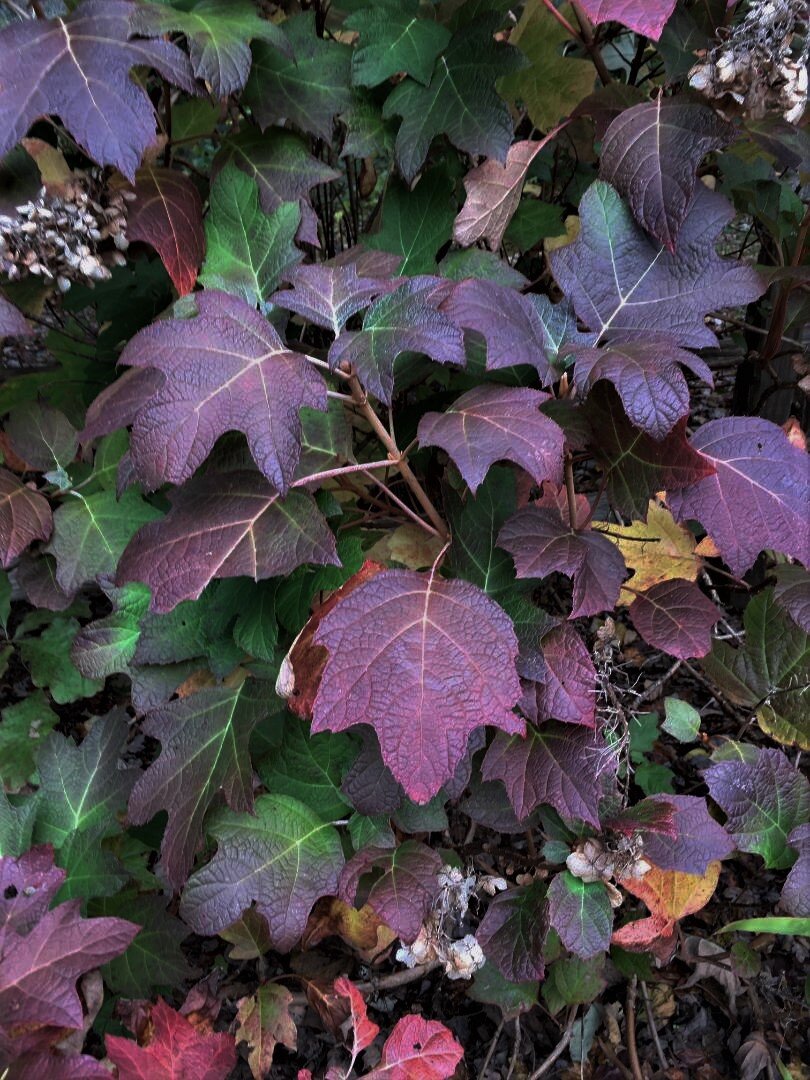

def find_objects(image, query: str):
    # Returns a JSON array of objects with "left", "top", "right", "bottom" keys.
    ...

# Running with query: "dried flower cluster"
[
  {"left": 690, "top": 0, "right": 809, "bottom": 123},
  {"left": 0, "top": 179, "right": 132, "bottom": 291}
]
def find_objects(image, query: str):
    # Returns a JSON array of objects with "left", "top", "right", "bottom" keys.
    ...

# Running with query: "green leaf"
[
  {"left": 46, "top": 489, "right": 161, "bottom": 596},
  {"left": 297, "top": 401, "right": 354, "bottom": 477},
  {"left": 33, "top": 711, "right": 137, "bottom": 847},
  {"left": 244, "top": 12, "right": 353, "bottom": 143},
  {"left": 19, "top": 616, "right": 104, "bottom": 704},
  {"left": 467, "top": 963, "right": 539, "bottom": 1018},
  {"left": 547, "top": 871, "right": 613, "bottom": 960},
  {"left": 0, "top": 789, "right": 38, "bottom": 858},
  {"left": 90, "top": 891, "right": 196, "bottom": 996},
  {"left": 499, "top": 0, "right": 594, "bottom": 131},
  {"left": 227, "top": 579, "right": 278, "bottom": 662},
  {"left": 446, "top": 465, "right": 518, "bottom": 602},
  {"left": 439, "top": 248, "right": 527, "bottom": 289},
  {"left": 542, "top": 955, "right": 606, "bottom": 1015},
  {"left": 346, "top": 0, "right": 451, "bottom": 87},
  {"left": 364, "top": 166, "right": 455, "bottom": 276},
  {"left": 257, "top": 720, "right": 355, "bottom": 822},
  {"left": 87, "top": 430, "right": 131, "bottom": 494},
  {"left": 504, "top": 199, "right": 565, "bottom": 249},
  {"left": 718, "top": 917, "right": 810, "bottom": 936},
  {"left": 53, "top": 822, "right": 129, "bottom": 907},
  {"left": 382, "top": 12, "right": 525, "bottom": 182},
  {"left": 662, "top": 697, "right": 701, "bottom": 742},
  {"left": 0, "top": 568, "right": 10, "bottom": 632},
  {"left": 5, "top": 401, "right": 78, "bottom": 474},
  {"left": 71, "top": 581, "right": 152, "bottom": 681},
  {"left": 0, "top": 689, "right": 59, "bottom": 792},
  {"left": 276, "top": 533, "right": 365, "bottom": 635},
  {"left": 199, "top": 164, "right": 302, "bottom": 307}
]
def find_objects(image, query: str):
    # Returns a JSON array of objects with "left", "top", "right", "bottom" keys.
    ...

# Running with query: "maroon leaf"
[
  {"left": 341, "top": 729, "right": 404, "bottom": 816},
  {"left": 629, "top": 579, "right": 719, "bottom": 659},
  {"left": 312, "top": 569, "right": 523, "bottom": 803},
  {"left": 773, "top": 565, "right": 810, "bottom": 633},
  {"left": 119, "top": 290, "right": 327, "bottom": 494},
  {"left": 482, "top": 722, "right": 611, "bottom": 825},
  {"left": 127, "top": 680, "right": 270, "bottom": 889},
  {"left": 80, "top": 368, "right": 165, "bottom": 444},
  {"left": 117, "top": 467, "right": 339, "bottom": 613},
  {"left": 0, "top": 296, "right": 30, "bottom": 339},
  {"left": 499, "top": 502, "right": 627, "bottom": 619},
  {"left": 339, "top": 841, "right": 442, "bottom": 943},
  {"left": 329, "top": 280, "right": 465, "bottom": 405},
  {"left": 600, "top": 98, "right": 733, "bottom": 250},
  {"left": 271, "top": 263, "right": 398, "bottom": 336},
  {"left": 519, "top": 623, "right": 597, "bottom": 727},
  {"left": 7, "top": 1052, "right": 111, "bottom": 1078},
  {"left": 364, "top": 1014, "right": 464, "bottom": 1080},
  {"left": 126, "top": 166, "right": 205, "bottom": 296},
  {"left": 453, "top": 139, "right": 545, "bottom": 250},
  {"left": 637, "top": 795, "right": 735, "bottom": 876},
  {"left": 547, "top": 872, "right": 613, "bottom": 960},
  {"left": 550, "top": 182, "right": 764, "bottom": 347},
  {"left": 477, "top": 882, "right": 546, "bottom": 982},
  {"left": 0, "top": 468, "right": 52, "bottom": 569},
  {"left": 569, "top": 338, "right": 713, "bottom": 439},
  {"left": 668, "top": 417, "right": 810, "bottom": 575},
  {"left": 418, "top": 386, "right": 564, "bottom": 495},
  {"left": 106, "top": 998, "right": 236, "bottom": 1080},
  {"left": 0, "top": 0, "right": 196, "bottom": 181},
  {"left": 575, "top": 0, "right": 677, "bottom": 40},
  {"left": 0, "top": 848, "right": 64, "bottom": 936}
]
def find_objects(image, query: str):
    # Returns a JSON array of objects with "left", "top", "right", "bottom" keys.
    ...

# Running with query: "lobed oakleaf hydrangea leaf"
[
  {"left": 0, "top": 296, "right": 30, "bottom": 339},
  {"left": 568, "top": 338, "right": 713, "bottom": 439},
  {"left": 312, "top": 569, "right": 523, "bottom": 803},
  {"left": 339, "top": 840, "right": 442, "bottom": 942},
  {"left": 705, "top": 744, "right": 809, "bottom": 869},
  {"left": 5, "top": 403, "right": 77, "bottom": 474},
  {"left": 629, "top": 579, "right": 720, "bottom": 659},
  {"left": 550, "top": 182, "right": 764, "bottom": 346},
  {"left": 117, "top": 467, "right": 339, "bottom": 613},
  {"left": 382, "top": 13, "right": 526, "bottom": 183},
  {"left": 773, "top": 565, "right": 810, "bottom": 633},
  {"left": 612, "top": 862, "right": 720, "bottom": 961},
  {"left": 126, "top": 165, "right": 205, "bottom": 296},
  {"left": 477, "top": 881, "right": 546, "bottom": 982},
  {"left": 330, "top": 280, "right": 465, "bottom": 405},
  {"left": 346, "top": 0, "right": 451, "bottom": 88},
  {"left": 19, "top": 616, "right": 104, "bottom": 704},
  {"left": 179, "top": 794, "right": 344, "bottom": 951},
  {"left": 0, "top": 846, "right": 64, "bottom": 935},
  {"left": 667, "top": 417, "right": 810, "bottom": 575},
  {"left": 363, "top": 168, "right": 455, "bottom": 276},
  {"left": 118, "top": 289, "right": 327, "bottom": 493},
  {"left": 453, "top": 139, "right": 545, "bottom": 250},
  {"left": 782, "top": 825, "right": 810, "bottom": 917},
  {"left": 341, "top": 729, "right": 404, "bottom": 816},
  {"left": 418, "top": 386, "right": 564, "bottom": 494},
  {"left": 271, "top": 263, "right": 398, "bottom": 337},
  {"left": 71, "top": 579, "right": 151, "bottom": 682},
  {"left": 547, "top": 871, "right": 613, "bottom": 960},
  {"left": 520, "top": 623, "right": 597, "bottom": 727},
  {"left": 0, "top": 468, "right": 52, "bottom": 568},
  {"left": 482, "top": 722, "right": 610, "bottom": 826},
  {"left": 258, "top": 721, "right": 355, "bottom": 823},
  {"left": 600, "top": 98, "right": 733, "bottom": 249},
  {"left": 637, "top": 795, "right": 734, "bottom": 876},
  {"left": 332, "top": 976, "right": 379, "bottom": 1063},
  {"left": 236, "top": 984, "right": 298, "bottom": 1080},
  {"left": 244, "top": 12, "right": 353, "bottom": 144},
  {"left": 0, "top": 0, "right": 196, "bottom": 181},
  {"left": 576, "top": 0, "right": 677, "bottom": 39},
  {"left": 499, "top": 501, "right": 627, "bottom": 619},
  {"left": 364, "top": 1015, "right": 464, "bottom": 1080},
  {"left": 128, "top": 679, "right": 271, "bottom": 889},
  {"left": 106, "top": 998, "right": 236, "bottom": 1080},
  {"left": 132, "top": 0, "right": 289, "bottom": 97}
]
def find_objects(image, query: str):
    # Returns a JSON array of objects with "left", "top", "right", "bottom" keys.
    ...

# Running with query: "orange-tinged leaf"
[
  {"left": 302, "top": 898, "right": 397, "bottom": 963},
  {"left": 236, "top": 984, "right": 297, "bottom": 1080},
  {"left": 612, "top": 862, "right": 720, "bottom": 958}
]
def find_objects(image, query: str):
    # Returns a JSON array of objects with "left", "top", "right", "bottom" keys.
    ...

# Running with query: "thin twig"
[
  {"left": 626, "top": 976, "right": 644, "bottom": 1080},
  {"left": 507, "top": 1017, "right": 521, "bottom": 1080},
  {"left": 636, "top": 659, "right": 682, "bottom": 704},
  {"left": 640, "top": 980, "right": 668, "bottom": 1072},
  {"left": 564, "top": 451, "right": 579, "bottom": 531},
  {"left": 570, "top": 1, "right": 613, "bottom": 85},
  {"left": 528, "top": 1007, "right": 578, "bottom": 1080},
  {"left": 362, "top": 470, "right": 444, "bottom": 539},
  {"left": 479, "top": 1018, "right": 505, "bottom": 1079},
  {"left": 287, "top": 960, "right": 442, "bottom": 1008},
  {"left": 291, "top": 459, "right": 396, "bottom": 489}
]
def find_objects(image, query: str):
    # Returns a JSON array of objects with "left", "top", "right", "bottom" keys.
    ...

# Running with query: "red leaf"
[
  {"left": 629, "top": 579, "right": 719, "bottom": 659},
  {"left": 520, "top": 623, "right": 596, "bottom": 727},
  {"left": 127, "top": 166, "right": 205, "bottom": 296},
  {"left": 0, "top": 468, "right": 52, "bottom": 568},
  {"left": 364, "top": 1015, "right": 464, "bottom": 1080},
  {"left": 333, "top": 976, "right": 380, "bottom": 1062},
  {"left": 312, "top": 569, "right": 523, "bottom": 803},
  {"left": 106, "top": 999, "right": 236, "bottom": 1080}
]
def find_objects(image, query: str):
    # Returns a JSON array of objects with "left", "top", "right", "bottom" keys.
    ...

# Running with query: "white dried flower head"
[{"left": 444, "top": 935, "right": 485, "bottom": 980}]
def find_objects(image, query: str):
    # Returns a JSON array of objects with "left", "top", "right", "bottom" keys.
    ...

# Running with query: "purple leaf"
[
  {"left": 117, "top": 467, "right": 339, "bottom": 613},
  {"left": 705, "top": 745, "right": 810, "bottom": 869},
  {"left": 773, "top": 565, "right": 810, "bottom": 633},
  {"left": 668, "top": 417, "right": 810, "bottom": 575},
  {"left": 569, "top": 337, "right": 712, "bottom": 439},
  {"left": 126, "top": 165, "right": 205, "bottom": 296},
  {"left": 127, "top": 680, "right": 270, "bottom": 890},
  {"left": 629, "top": 579, "right": 719, "bottom": 659},
  {"left": 499, "top": 503, "right": 627, "bottom": 619},
  {"left": 547, "top": 872, "right": 613, "bottom": 960},
  {"left": 453, "top": 139, "right": 545, "bottom": 250},
  {"left": 482, "top": 722, "right": 611, "bottom": 826},
  {"left": 271, "top": 263, "right": 398, "bottom": 337},
  {"left": 417, "top": 385, "right": 564, "bottom": 494},
  {"left": 119, "top": 290, "right": 327, "bottom": 494},
  {"left": 0, "top": 0, "right": 196, "bottom": 181},
  {"left": 179, "top": 794, "right": 344, "bottom": 951},
  {"left": 7, "top": 1053, "right": 111, "bottom": 1079},
  {"left": 637, "top": 794, "right": 734, "bottom": 875},
  {"left": 519, "top": 623, "right": 597, "bottom": 727},
  {"left": 329, "top": 280, "right": 465, "bottom": 405},
  {"left": 0, "top": 847, "right": 64, "bottom": 936},
  {"left": 575, "top": 0, "right": 677, "bottom": 40},
  {"left": 782, "top": 824, "right": 810, "bottom": 917},
  {"left": 0, "top": 468, "right": 52, "bottom": 569},
  {"left": 477, "top": 882, "right": 546, "bottom": 981},
  {"left": 600, "top": 98, "right": 733, "bottom": 249},
  {"left": 338, "top": 840, "right": 441, "bottom": 943},
  {"left": 550, "top": 182, "right": 764, "bottom": 346},
  {"left": 312, "top": 569, "right": 523, "bottom": 804},
  {"left": 80, "top": 368, "right": 165, "bottom": 445},
  {"left": 341, "top": 729, "right": 404, "bottom": 816},
  {"left": 0, "top": 296, "right": 30, "bottom": 339}
]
